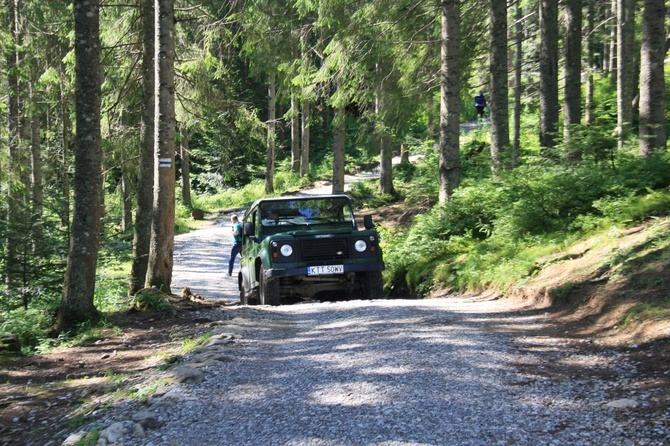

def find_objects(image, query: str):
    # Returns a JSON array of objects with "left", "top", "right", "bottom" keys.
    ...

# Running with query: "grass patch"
[
  {"left": 177, "top": 332, "right": 213, "bottom": 354},
  {"left": 35, "top": 322, "right": 122, "bottom": 355},
  {"left": 621, "top": 301, "right": 670, "bottom": 327}
]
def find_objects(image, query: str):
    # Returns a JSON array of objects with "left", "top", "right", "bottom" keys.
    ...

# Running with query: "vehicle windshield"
[{"left": 259, "top": 197, "right": 354, "bottom": 228}]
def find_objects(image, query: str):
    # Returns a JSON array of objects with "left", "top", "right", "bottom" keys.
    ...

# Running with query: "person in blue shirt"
[
  {"left": 474, "top": 91, "right": 487, "bottom": 119},
  {"left": 228, "top": 215, "right": 242, "bottom": 276}
]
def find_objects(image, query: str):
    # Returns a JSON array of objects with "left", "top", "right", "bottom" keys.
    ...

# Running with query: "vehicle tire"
[
  {"left": 259, "top": 266, "right": 281, "bottom": 306},
  {"left": 239, "top": 279, "right": 248, "bottom": 305},
  {"left": 362, "top": 271, "right": 383, "bottom": 300},
  {"left": 248, "top": 288, "right": 259, "bottom": 305}
]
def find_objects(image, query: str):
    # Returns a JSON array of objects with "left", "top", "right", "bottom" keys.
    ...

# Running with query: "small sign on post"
[{"left": 159, "top": 158, "right": 172, "bottom": 168}]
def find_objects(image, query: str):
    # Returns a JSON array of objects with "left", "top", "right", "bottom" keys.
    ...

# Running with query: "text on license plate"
[{"left": 307, "top": 265, "right": 344, "bottom": 276}]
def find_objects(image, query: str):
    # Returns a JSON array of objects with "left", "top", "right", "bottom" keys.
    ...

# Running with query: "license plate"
[{"left": 307, "top": 265, "right": 344, "bottom": 276}]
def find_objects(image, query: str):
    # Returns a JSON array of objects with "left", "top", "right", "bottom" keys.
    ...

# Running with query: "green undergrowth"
[{"left": 375, "top": 144, "right": 670, "bottom": 303}]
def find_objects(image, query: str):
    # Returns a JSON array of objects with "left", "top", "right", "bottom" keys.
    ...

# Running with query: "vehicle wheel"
[
  {"left": 239, "top": 280, "right": 248, "bottom": 305},
  {"left": 259, "top": 266, "right": 281, "bottom": 306},
  {"left": 248, "top": 288, "right": 259, "bottom": 305},
  {"left": 362, "top": 271, "right": 383, "bottom": 300}
]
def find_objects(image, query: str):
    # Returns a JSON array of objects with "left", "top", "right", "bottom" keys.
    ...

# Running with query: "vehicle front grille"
[{"left": 299, "top": 237, "right": 350, "bottom": 262}]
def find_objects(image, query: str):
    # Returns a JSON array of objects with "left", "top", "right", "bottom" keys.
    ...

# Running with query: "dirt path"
[
  {"left": 61, "top": 298, "right": 670, "bottom": 445},
  {"left": 172, "top": 221, "right": 239, "bottom": 302}
]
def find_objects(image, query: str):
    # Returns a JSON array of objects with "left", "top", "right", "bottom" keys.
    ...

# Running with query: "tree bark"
[
  {"left": 377, "top": 84, "right": 394, "bottom": 195},
  {"left": 56, "top": 0, "right": 103, "bottom": 331},
  {"left": 602, "top": 2, "right": 610, "bottom": 73},
  {"left": 290, "top": 94, "right": 300, "bottom": 173},
  {"left": 608, "top": 0, "right": 617, "bottom": 79},
  {"left": 563, "top": 0, "right": 582, "bottom": 148},
  {"left": 616, "top": 0, "right": 634, "bottom": 149},
  {"left": 539, "top": 0, "right": 559, "bottom": 150},
  {"left": 299, "top": 23, "right": 311, "bottom": 178},
  {"left": 512, "top": 0, "right": 523, "bottom": 167},
  {"left": 300, "top": 99, "right": 310, "bottom": 177},
  {"left": 265, "top": 74, "right": 276, "bottom": 194},
  {"left": 121, "top": 166, "right": 132, "bottom": 233},
  {"left": 438, "top": 0, "right": 461, "bottom": 204},
  {"left": 489, "top": 0, "right": 510, "bottom": 174},
  {"left": 146, "top": 0, "right": 176, "bottom": 294},
  {"left": 332, "top": 106, "right": 345, "bottom": 195},
  {"left": 5, "top": 0, "right": 21, "bottom": 290},
  {"left": 180, "top": 126, "right": 192, "bottom": 207},
  {"left": 129, "top": 0, "right": 155, "bottom": 296},
  {"left": 585, "top": 0, "right": 595, "bottom": 126},
  {"left": 59, "top": 71, "right": 71, "bottom": 233},
  {"left": 30, "top": 105, "right": 43, "bottom": 254},
  {"left": 638, "top": 0, "right": 667, "bottom": 156}
]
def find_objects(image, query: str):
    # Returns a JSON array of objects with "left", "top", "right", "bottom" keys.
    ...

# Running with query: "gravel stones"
[
  {"left": 71, "top": 298, "right": 669, "bottom": 446},
  {"left": 168, "top": 365, "right": 204, "bottom": 385}
]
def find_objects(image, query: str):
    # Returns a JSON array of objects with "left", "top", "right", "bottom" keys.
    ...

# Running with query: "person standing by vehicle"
[
  {"left": 228, "top": 215, "right": 242, "bottom": 276},
  {"left": 474, "top": 91, "right": 487, "bottom": 119}
]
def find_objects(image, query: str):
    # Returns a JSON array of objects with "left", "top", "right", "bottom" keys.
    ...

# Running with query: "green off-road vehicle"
[{"left": 238, "top": 194, "right": 385, "bottom": 305}]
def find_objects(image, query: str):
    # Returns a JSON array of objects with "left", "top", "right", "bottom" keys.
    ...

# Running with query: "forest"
[{"left": 0, "top": 0, "right": 668, "bottom": 351}]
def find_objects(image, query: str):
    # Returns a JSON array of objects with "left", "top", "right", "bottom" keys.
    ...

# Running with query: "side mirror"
[
  {"left": 363, "top": 215, "right": 374, "bottom": 230},
  {"left": 243, "top": 221, "right": 254, "bottom": 237}
]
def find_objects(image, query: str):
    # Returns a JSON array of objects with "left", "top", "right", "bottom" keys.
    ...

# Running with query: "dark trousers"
[
  {"left": 229, "top": 242, "right": 242, "bottom": 274},
  {"left": 476, "top": 105, "right": 485, "bottom": 118}
]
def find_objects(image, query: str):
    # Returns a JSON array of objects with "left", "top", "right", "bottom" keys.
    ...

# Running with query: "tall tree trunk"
[
  {"left": 602, "top": 3, "right": 610, "bottom": 73},
  {"left": 121, "top": 167, "right": 132, "bottom": 233},
  {"left": 59, "top": 74, "right": 71, "bottom": 233},
  {"left": 616, "top": 0, "right": 635, "bottom": 149},
  {"left": 439, "top": 0, "right": 461, "bottom": 204},
  {"left": 180, "top": 126, "right": 192, "bottom": 208},
  {"left": 638, "top": 0, "right": 667, "bottom": 156},
  {"left": 377, "top": 84, "right": 394, "bottom": 195},
  {"left": 265, "top": 74, "right": 275, "bottom": 194},
  {"left": 608, "top": 0, "right": 618, "bottom": 79},
  {"left": 129, "top": 0, "right": 155, "bottom": 296},
  {"left": 585, "top": 0, "right": 595, "bottom": 126},
  {"left": 563, "top": 0, "right": 583, "bottom": 149},
  {"left": 56, "top": 0, "right": 103, "bottom": 332},
  {"left": 30, "top": 105, "right": 43, "bottom": 254},
  {"left": 5, "top": 0, "right": 21, "bottom": 290},
  {"left": 512, "top": 0, "right": 523, "bottom": 167},
  {"left": 379, "top": 125, "right": 394, "bottom": 195},
  {"left": 290, "top": 93, "right": 300, "bottom": 173},
  {"left": 146, "top": 0, "right": 176, "bottom": 293},
  {"left": 322, "top": 100, "right": 331, "bottom": 136},
  {"left": 300, "top": 99, "right": 310, "bottom": 177},
  {"left": 489, "top": 0, "right": 510, "bottom": 174},
  {"left": 539, "top": 0, "right": 559, "bottom": 150},
  {"left": 332, "top": 106, "right": 345, "bottom": 194},
  {"left": 299, "top": 23, "right": 311, "bottom": 178}
]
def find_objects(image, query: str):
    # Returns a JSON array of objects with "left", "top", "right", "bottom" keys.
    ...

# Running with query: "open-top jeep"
[{"left": 238, "top": 194, "right": 384, "bottom": 305}]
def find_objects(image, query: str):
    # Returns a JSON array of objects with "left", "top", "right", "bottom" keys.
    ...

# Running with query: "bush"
[
  {"left": 133, "top": 288, "right": 173, "bottom": 312},
  {"left": 594, "top": 190, "right": 670, "bottom": 224},
  {"left": 495, "top": 164, "right": 611, "bottom": 237},
  {"left": 0, "top": 308, "right": 53, "bottom": 352},
  {"left": 383, "top": 149, "right": 670, "bottom": 297},
  {"left": 349, "top": 180, "right": 396, "bottom": 209}
]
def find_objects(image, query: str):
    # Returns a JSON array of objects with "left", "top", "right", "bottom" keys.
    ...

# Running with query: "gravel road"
[
  {"left": 172, "top": 220, "right": 239, "bottom": 301},
  {"left": 88, "top": 296, "right": 668, "bottom": 446}
]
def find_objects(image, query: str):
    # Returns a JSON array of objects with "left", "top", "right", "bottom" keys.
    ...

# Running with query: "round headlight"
[
  {"left": 280, "top": 244, "right": 293, "bottom": 257},
  {"left": 354, "top": 240, "right": 367, "bottom": 252}
]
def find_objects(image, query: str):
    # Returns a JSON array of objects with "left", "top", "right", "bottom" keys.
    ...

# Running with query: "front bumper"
[{"left": 266, "top": 262, "right": 384, "bottom": 278}]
